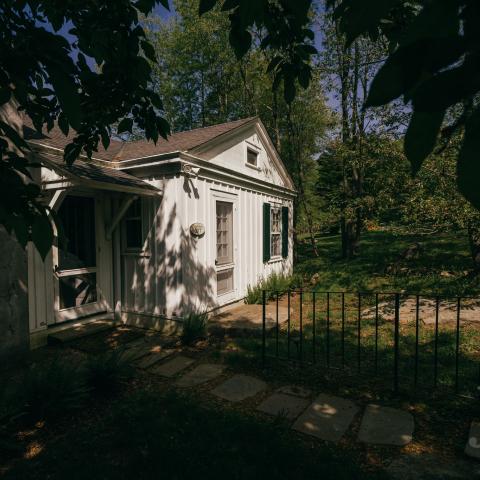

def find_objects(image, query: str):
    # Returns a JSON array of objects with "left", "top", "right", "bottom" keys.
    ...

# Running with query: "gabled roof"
[{"left": 23, "top": 116, "right": 257, "bottom": 162}]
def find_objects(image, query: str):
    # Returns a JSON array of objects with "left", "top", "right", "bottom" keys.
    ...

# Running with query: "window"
[
  {"left": 246, "top": 148, "right": 258, "bottom": 167},
  {"left": 216, "top": 201, "right": 233, "bottom": 265},
  {"left": 125, "top": 198, "right": 143, "bottom": 250},
  {"left": 217, "top": 268, "right": 234, "bottom": 296},
  {"left": 59, "top": 273, "right": 97, "bottom": 309},
  {"left": 58, "top": 195, "right": 96, "bottom": 270},
  {"left": 270, "top": 207, "right": 281, "bottom": 257}
]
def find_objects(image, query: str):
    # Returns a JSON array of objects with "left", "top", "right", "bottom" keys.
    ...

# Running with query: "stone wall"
[
  {"left": 0, "top": 100, "right": 29, "bottom": 364},
  {"left": 0, "top": 227, "right": 29, "bottom": 364}
]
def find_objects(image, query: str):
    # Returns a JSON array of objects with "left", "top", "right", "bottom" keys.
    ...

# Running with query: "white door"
[
  {"left": 215, "top": 200, "right": 235, "bottom": 301},
  {"left": 52, "top": 194, "right": 106, "bottom": 323}
]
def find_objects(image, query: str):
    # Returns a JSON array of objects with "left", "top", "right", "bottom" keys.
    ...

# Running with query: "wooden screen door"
[
  {"left": 215, "top": 200, "right": 235, "bottom": 297},
  {"left": 52, "top": 194, "right": 104, "bottom": 323}
]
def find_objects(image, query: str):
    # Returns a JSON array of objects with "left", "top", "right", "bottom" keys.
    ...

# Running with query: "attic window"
[{"left": 246, "top": 148, "right": 258, "bottom": 167}]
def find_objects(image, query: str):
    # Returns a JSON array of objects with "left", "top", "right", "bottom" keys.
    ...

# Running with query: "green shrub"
[
  {"left": 83, "top": 350, "right": 133, "bottom": 396},
  {"left": 12, "top": 358, "right": 88, "bottom": 423},
  {"left": 244, "top": 273, "right": 303, "bottom": 304},
  {"left": 181, "top": 311, "right": 208, "bottom": 345}
]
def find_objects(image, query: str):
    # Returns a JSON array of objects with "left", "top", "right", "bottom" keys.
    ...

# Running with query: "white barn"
[{"left": 24, "top": 116, "right": 295, "bottom": 346}]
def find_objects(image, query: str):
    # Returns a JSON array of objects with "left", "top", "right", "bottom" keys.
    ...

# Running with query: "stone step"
[
  {"left": 150, "top": 355, "right": 195, "bottom": 378},
  {"left": 257, "top": 393, "right": 309, "bottom": 420},
  {"left": 211, "top": 374, "right": 267, "bottom": 402},
  {"left": 358, "top": 404, "right": 414, "bottom": 446},
  {"left": 176, "top": 364, "right": 225, "bottom": 388},
  {"left": 292, "top": 393, "right": 359, "bottom": 443},
  {"left": 136, "top": 349, "right": 175, "bottom": 369},
  {"left": 47, "top": 319, "right": 115, "bottom": 345}
]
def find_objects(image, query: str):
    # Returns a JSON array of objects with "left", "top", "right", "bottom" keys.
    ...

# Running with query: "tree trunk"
[{"left": 467, "top": 222, "right": 480, "bottom": 273}]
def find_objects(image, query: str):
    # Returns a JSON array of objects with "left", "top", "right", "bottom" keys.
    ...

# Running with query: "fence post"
[
  {"left": 394, "top": 293, "right": 400, "bottom": 394},
  {"left": 299, "top": 288, "right": 303, "bottom": 363},
  {"left": 262, "top": 289, "right": 266, "bottom": 367}
]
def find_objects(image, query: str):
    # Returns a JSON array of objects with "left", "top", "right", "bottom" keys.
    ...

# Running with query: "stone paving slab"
[
  {"left": 276, "top": 385, "right": 312, "bottom": 399},
  {"left": 176, "top": 364, "right": 225, "bottom": 388},
  {"left": 136, "top": 349, "right": 175, "bottom": 369},
  {"left": 126, "top": 344, "right": 167, "bottom": 362},
  {"left": 466, "top": 421, "right": 480, "bottom": 460},
  {"left": 358, "top": 404, "right": 414, "bottom": 446},
  {"left": 211, "top": 374, "right": 267, "bottom": 402},
  {"left": 292, "top": 393, "right": 359, "bottom": 443},
  {"left": 256, "top": 393, "right": 309, "bottom": 420},
  {"left": 150, "top": 355, "right": 195, "bottom": 378}
]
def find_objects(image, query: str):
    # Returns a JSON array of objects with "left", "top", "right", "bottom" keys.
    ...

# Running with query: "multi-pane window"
[
  {"left": 216, "top": 201, "right": 233, "bottom": 265},
  {"left": 217, "top": 268, "right": 234, "bottom": 296},
  {"left": 125, "top": 198, "right": 143, "bottom": 250},
  {"left": 247, "top": 148, "right": 258, "bottom": 167},
  {"left": 271, "top": 207, "right": 281, "bottom": 257}
]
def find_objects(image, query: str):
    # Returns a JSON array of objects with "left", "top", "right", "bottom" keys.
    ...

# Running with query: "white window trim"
[
  {"left": 270, "top": 205, "right": 282, "bottom": 259},
  {"left": 245, "top": 142, "right": 261, "bottom": 170},
  {"left": 211, "top": 189, "right": 238, "bottom": 301},
  {"left": 122, "top": 197, "right": 148, "bottom": 254}
]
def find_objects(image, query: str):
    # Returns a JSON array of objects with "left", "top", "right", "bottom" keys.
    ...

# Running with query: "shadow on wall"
[{"left": 123, "top": 190, "right": 216, "bottom": 326}]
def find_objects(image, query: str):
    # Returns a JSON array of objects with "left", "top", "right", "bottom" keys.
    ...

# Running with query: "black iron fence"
[{"left": 261, "top": 290, "right": 480, "bottom": 397}]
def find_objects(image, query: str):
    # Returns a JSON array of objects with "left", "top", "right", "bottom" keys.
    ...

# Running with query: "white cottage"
[{"left": 25, "top": 116, "right": 295, "bottom": 345}]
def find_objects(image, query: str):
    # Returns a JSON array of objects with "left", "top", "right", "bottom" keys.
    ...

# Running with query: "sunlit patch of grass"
[{"left": 295, "top": 231, "right": 480, "bottom": 296}]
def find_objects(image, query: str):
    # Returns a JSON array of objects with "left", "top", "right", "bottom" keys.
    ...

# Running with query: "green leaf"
[
  {"left": 0, "top": 120, "right": 30, "bottom": 152},
  {"left": 48, "top": 67, "right": 81, "bottom": 131},
  {"left": 100, "top": 128, "right": 110, "bottom": 150},
  {"left": 365, "top": 44, "right": 421, "bottom": 107},
  {"left": 135, "top": 0, "right": 157, "bottom": 14},
  {"left": 199, "top": 0, "right": 218, "bottom": 15},
  {"left": 337, "top": 0, "right": 402, "bottom": 45},
  {"left": 229, "top": 27, "right": 252, "bottom": 60},
  {"left": 31, "top": 213, "right": 53, "bottom": 260},
  {"left": 458, "top": 108, "right": 480, "bottom": 209},
  {"left": 404, "top": 109, "right": 444, "bottom": 174},
  {"left": 0, "top": 87, "right": 11, "bottom": 106},
  {"left": 400, "top": 0, "right": 459, "bottom": 46},
  {"left": 117, "top": 118, "right": 133, "bottom": 134},
  {"left": 141, "top": 40, "right": 157, "bottom": 63},
  {"left": 64, "top": 142, "right": 82, "bottom": 165},
  {"left": 58, "top": 114, "right": 69, "bottom": 136},
  {"left": 283, "top": 77, "right": 296, "bottom": 104}
]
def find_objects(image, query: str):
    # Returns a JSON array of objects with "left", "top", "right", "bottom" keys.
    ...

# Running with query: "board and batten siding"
[
  {"left": 181, "top": 175, "right": 293, "bottom": 314},
  {"left": 120, "top": 169, "right": 293, "bottom": 322}
]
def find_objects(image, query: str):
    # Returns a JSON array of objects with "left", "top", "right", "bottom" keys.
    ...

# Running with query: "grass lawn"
[
  {"left": 236, "top": 230, "right": 480, "bottom": 397},
  {"left": 2, "top": 385, "right": 383, "bottom": 480},
  {"left": 295, "top": 230, "right": 480, "bottom": 296}
]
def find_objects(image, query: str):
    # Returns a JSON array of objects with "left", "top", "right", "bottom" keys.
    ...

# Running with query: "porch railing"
[{"left": 261, "top": 290, "right": 480, "bottom": 397}]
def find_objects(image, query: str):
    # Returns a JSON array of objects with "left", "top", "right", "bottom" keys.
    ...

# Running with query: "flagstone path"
[
  {"left": 136, "top": 348, "right": 417, "bottom": 448},
  {"left": 63, "top": 326, "right": 479, "bottom": 476}
]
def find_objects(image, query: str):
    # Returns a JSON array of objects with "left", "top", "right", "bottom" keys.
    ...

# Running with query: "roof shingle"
[{"left": 23, "top": 117, "right": 256, "bottom": 163}]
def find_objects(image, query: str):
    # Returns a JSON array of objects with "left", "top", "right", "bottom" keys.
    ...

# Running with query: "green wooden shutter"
[
  {"left": 263, "top": 202, "right": 271, "bottom": 263},
  {"left": 282, "top": 206, "right": 289, "bottom": 258}
]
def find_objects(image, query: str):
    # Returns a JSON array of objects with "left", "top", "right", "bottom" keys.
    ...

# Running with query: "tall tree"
[
  {"left": 319, "top": 8, "right": 407, "bottom": 258},
  {"left": 150, "top": 0, "right": 331, "bottom": 253}
]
